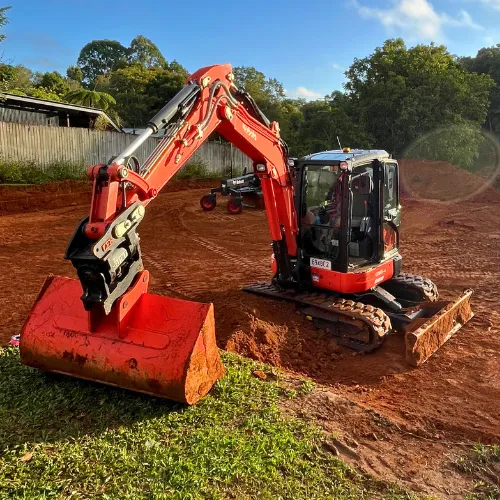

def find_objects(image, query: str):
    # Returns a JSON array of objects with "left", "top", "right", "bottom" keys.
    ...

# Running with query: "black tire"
[
  {"left": 227, "top": 198, "right": 243, "bottom": 215},
  {"left": 200, "top": 195, "right": 216, "bottom": 211}
]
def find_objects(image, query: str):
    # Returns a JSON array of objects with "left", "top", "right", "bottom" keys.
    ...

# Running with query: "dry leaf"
[{"left": 20, "top": 452, "right": 33, "bottom": 462}]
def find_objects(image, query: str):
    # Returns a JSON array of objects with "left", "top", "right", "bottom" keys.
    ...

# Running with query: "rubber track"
[
  {"left": 243, "top": 282, "right": 392, "bottom": 353},
  {"left": 390, "top": 273, "right": 439, "bottom": 302}
]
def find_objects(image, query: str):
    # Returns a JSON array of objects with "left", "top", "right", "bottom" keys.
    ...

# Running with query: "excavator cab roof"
[{"left": 299, "top": 149, "right": 390, "bottom": 166}]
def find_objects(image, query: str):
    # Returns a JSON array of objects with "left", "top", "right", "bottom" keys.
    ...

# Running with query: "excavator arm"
[{"left": 66, "top": 64, "right": 298, "bottom": 315}]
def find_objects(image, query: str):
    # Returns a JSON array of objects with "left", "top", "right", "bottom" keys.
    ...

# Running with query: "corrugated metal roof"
[{"left": 0, "top": 93, "right": 122, "bottom": 132}]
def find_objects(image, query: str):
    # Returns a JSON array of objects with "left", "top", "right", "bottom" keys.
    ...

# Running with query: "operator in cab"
[{"left": 302, "top": 165, "right": 343, "bottom": 228}]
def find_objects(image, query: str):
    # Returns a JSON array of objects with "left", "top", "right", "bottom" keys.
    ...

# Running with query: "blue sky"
[{"left": 2, "top": 0, "right": 500, "bottom": 99}]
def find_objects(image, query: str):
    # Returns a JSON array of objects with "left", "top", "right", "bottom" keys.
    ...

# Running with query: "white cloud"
[
  {"left": 332, "top": 63, "right": 345, "bottom": 71},
  {"left": 442, "top": 10, "right": 482, "bottom": 30},
  {"left": 352, "top": 0, "right": 482, "bottom": 41},
  {"left": 285, "top": 87, "right": 323, "bottom": 100},
  {"left": 478, "top": 0, "right": 500, "bottom": 10}
]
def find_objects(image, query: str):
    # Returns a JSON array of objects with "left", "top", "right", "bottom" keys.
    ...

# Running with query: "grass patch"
[
  {"left": 174, "top": 160, "right": 220, "bottom": 180},
  {"left": 0, "top": 160, "right": 86, "bottom": 184},
  {"left": 0, "top": 159, "right": 222, "bottom": 185},
  {"left": 455, "top": 444, "right": 500, "bottom": 500},
  {"left": 0, "top": 348, "right": 409, "bottom": 499},
  {"left": 455, "top": 444, "right": 500, "bottom": 475}
]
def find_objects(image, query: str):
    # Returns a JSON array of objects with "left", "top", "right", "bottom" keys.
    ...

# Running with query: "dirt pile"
[
  {"left": 211, "top": 292, "right": 345, "bottom": 377},
  {"left": 399, "top": 159, "right": 500, "bottom": 203}
]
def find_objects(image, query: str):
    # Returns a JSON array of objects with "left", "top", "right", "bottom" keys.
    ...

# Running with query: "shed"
[{"left": 0, "top": 93, "right": 121, "bottom": 132}]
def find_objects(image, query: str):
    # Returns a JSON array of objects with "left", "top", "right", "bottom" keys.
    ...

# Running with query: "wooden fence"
[{"left": 0, "top": 122, "right": 252, "bottom": 175}]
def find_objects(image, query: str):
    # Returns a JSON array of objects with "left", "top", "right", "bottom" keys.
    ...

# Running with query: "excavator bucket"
[
  {"left": 19, "top": 274, "right": 225, "bottom": 404},
  {"left": 404, "top": 289, "right": 474, "bottom": 367}
]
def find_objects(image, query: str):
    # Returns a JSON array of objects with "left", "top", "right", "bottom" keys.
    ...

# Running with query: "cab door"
[{"left": 381, "top": 160, "right": 400, "bottom": 256}]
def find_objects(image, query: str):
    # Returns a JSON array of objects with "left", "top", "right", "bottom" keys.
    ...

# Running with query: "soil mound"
[
  {"left": 210, "top": 292, "right": 345, "bottom": 379},
  {"left": 399, "top": 159, "right": 500, "bottom": 203}
]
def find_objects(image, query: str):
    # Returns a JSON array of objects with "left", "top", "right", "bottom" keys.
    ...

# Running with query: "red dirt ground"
[{"left": 0, "top": 164, "right": 499, "bottom": 497}]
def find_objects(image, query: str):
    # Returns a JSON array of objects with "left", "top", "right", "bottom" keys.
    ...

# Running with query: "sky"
[{"left": 2, "top": 0, "right": 500, "bottom": 100}]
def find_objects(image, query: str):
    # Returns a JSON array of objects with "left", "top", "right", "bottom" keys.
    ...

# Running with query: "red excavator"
[{"left": 19, "top": 64, "right": 474, "bottom": 404}]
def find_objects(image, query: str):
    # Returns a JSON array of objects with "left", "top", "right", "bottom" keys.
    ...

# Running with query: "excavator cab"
[{"left": 296, "top": 150, "right": 402, "bottom": 287}]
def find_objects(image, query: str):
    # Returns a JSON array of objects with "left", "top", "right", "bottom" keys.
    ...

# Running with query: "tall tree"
[
  {"left": 77, "top": 40, "right": 128, "bottom": 85},
  {"left": 128, "top": 35, "right": 166, "bottom": 68},
  {"left": 458, "top": 46, "right": 500, "bottom": 134},
  {"left": 345, "top": 39, "right": 493, "bottom": 166},
  {"left": 0, "top": 6, "right": 10, "bottom": 43}
]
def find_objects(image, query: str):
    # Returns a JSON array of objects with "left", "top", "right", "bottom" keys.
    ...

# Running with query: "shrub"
[
  {"left": 0, "top": 159, "right": 86, "bottom": 184},
  {"left": 174, "top": 160, "right": 219, "bottom": 180}
]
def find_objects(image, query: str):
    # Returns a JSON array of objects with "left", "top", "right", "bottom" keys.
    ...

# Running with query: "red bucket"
[{"left": 20, "top": 274, "right": 225, "bottom": 404}]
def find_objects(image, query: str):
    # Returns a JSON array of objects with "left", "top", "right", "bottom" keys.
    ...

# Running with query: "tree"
[
  {"left": 98, "top": 65, "right": 156, "bottom": 127},
  {"left": 233, "top": 66, "right": 285, "bottom": 119},
  {"left": 144, "top": 68, "right": 186, "bottom": 114},
  {"left": 295, "top": 93, "right": 373, "bottom": 157},
  {"left": 345, "top": 39, "right": 493, "bottom": 158},
  {"left": 128, "top": 35, "right": 166, "bottom": 68},
  {"left": 0, "top": 64, "right": 33, "bottom": 94},
  {"left": 77, "top": 40, "right": 128, "bottom": 85},
  {"left": 0, "top": 6, "right": 10, "bottom": 43},
  {"left": 66, "top": 65, "right": 83, "bottom": 84},
  {"left": 166, "top": 60, "right": 188, "bottom": 75},
  {"left": 405, "top": 122, "right": 484, "bottom": 169},
  {"left": 34, "top": 71, "right": 69, "bottom": 97},
  {"left": 458, "top": 45, "right": 500, "bottom": 134},
  {"left": 64, "top": 89, "right": 116, "bottom": 110}
]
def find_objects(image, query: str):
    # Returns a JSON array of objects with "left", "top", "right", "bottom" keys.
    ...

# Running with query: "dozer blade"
[
  {"left": 19, "top": 274, "right": 225, "bottom": 404},
  {"left": 404, "top": 289, "right": 474, "bottom": 367}
]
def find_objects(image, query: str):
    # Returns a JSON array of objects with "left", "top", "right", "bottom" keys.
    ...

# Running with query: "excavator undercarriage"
[{"left": 244, "top": 275, "right": 473, "bottom": 366}]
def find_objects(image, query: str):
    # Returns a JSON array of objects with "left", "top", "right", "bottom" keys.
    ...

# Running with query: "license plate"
[{"left": 310, "top": 257, "right": 332, "bottom": 270}]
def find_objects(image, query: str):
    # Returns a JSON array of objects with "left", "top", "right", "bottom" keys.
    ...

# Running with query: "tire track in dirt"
[{"left": 141, "top": 192, "right": 270, "bottom": 299}]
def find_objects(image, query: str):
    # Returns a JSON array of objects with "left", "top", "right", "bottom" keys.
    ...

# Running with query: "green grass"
[
  {"left": 0, "top": 160, "right": 86, "bottom": 184},
  {"left": 0, "top": 159, "right": 221, "bottom": 184},
  {"left": 174, "top": 160, "right": 220, "bottom": 180},
  {"left": 0, "top": 348, "right": 410, "bottom": 499},
  {"left": 455, "top": 444, "right": 500, "bottom": 500}
]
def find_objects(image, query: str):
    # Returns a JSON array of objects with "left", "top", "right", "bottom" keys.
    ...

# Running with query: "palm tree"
[{"left": 64, "top": 89, "right": 116, "bottom": 111}]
